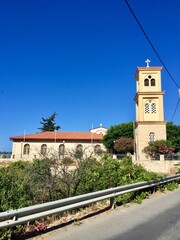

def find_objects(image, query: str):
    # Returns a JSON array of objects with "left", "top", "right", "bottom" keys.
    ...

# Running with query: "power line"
[
  {"left": 124, "top": 0, "right": 180, "bottom": 89},
  {"left": 124, "top": 0, "right": 180, "bottom": 121}
]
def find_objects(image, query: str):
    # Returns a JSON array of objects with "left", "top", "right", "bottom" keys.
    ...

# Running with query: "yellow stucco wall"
[{"left": 135, "top": 122, "right": 167, "bottom": 161}]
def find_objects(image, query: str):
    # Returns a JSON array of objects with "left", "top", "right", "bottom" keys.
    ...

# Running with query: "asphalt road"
[{"left": 43, "top": 188, "right": 180, "bottom": 240}]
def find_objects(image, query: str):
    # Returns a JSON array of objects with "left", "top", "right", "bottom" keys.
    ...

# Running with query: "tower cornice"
[
  {"left": 134, "top": 66, "right": 163, "bottom": 80},
  {"left": 134, "top": 91, "right": 165, "bottom": 102},
  {"left": 135, "top": 121, "right": 167, "bottom": 126}
]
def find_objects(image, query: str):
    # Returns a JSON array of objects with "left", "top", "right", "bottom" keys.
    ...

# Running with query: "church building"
[{"left": 9, "top": 125, "right": 108, "bottom": 161}]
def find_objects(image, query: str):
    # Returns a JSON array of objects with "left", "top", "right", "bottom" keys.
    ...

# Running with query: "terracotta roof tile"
[{"left": 10, "top": 131, "right": 103, "bottom": 142}]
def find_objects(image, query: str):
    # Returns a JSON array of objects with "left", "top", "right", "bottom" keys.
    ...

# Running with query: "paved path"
[{"left": 42, "top": 188, "right": 180, "bottom": 240}]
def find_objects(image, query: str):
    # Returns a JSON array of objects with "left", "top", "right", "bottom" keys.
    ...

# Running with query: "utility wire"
[
  {"left": 124, "top": 0, "right": 180, "bottom": 89},
  {"left": 125, "top": 0, "right": 180, "bottom": 121}
]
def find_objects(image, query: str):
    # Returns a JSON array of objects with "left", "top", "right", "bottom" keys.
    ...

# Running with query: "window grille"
[
  {"left": 151, "top": 103, "right": 156, "bottom": 113},
  {"left": 149, "top": 132, "right": 155, "bottom": 142},
  {"left": 145, "top": 103, "right": 150, "bottom": 114}
]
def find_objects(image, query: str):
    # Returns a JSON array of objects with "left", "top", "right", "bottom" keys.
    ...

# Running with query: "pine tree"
[{"left": 38, "top": 112, "right": 60, "bottom": 132}]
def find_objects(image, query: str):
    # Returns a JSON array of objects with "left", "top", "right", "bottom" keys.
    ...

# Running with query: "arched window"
[
  {"left": 76, "top": 144, "right": 83, "bottom": 152},
  {"left": 23, "top": 144, "right": 30, "bottom": 155},
  {"left": 145, "top": 103, "right": 150, "bottom": 114},
  {"left": 151, "top": 102, "right": 156, "bottom": 113},
  {"left": 59, "top": 144, "right": 65, "bottom": 158},
  {"left": 41, "top": 144, "right": 47, "bottom": 156},
  {"left": 94, "top": 145, "right": 102, "bottom": 155},
  {"left": 151, "top": 78, "right": 156, "bottom": 86},
  {"left": 149, "top": 132, "right": 155, "bottom": 142},
  {"left": 144, "top": 79, "right": 149, "bottom": 86},
  {"left": 144, "top": 75, "right": 156, "bottom": 87},
  {"left": 75, "top": 144, "right": 83, "bottom": 159}
]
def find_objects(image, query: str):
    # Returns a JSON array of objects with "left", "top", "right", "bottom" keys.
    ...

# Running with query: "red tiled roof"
[{"left": 10, "top": 131, "right": 103, "bottom": 142}]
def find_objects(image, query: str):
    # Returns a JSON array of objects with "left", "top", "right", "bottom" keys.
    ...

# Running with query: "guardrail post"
[
  {"left": 13, "top": 215, "right": 17, "bottom": 221},
  {"left": 110, "top": 197, "right": 115, "bottom": 209}
]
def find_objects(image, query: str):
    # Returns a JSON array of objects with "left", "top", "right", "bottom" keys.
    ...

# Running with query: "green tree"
[
  {"left": 166, "top": 122, "right": 180, "bottom": 153},
  {"left": 102, "top": 122, "right": 134, "bottom": 149},
  {"left": 38, "top": 112, "right": 60, "bottom": 132}
]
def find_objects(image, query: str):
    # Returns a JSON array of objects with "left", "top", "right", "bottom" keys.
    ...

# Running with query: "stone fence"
[{"left": 132, "top": 154, "right": 180, "bottom": 174}]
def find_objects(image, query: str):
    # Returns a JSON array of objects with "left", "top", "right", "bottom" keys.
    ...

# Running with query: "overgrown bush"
[
  {"left": 75, "top": 155, "right": 160, "bottom": 197},
  {"left": 0, "top": 154, "right": 160, "bottom": 212},
  {"left": 143, "top": 140, "right": 175, "bottom": 158},
  {"left": 0, "top": 153, "right": 179, "bottom": 239},
  {"left": 0, "top": 161, "right": 33, "bottom": 211},
  {"left": 0, "top": 159, "right": 62, "bottom": 211}
]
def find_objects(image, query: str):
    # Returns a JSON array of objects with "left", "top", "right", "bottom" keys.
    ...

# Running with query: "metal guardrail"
[{"left": 0, "top": 174, "right": 180, "bottom": 229}]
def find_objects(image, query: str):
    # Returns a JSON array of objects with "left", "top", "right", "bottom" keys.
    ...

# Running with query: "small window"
[
  {"left": 41, "top": 144, "right": 47, "bottom": 156},
  {"left": 151, "top": 79, "right": 156, "bottom": 86},
  {"left": 144, "top": 79, "right": 149, "bottom": 86},
  {"left": 145, "top": 103, "right": 150, "bottom": 114},
  {"left": 23, "top": 144, "right": 30, "bottom": 155},
  {"left": 151, "top": 102, "right": 156, "bottom": 113},
  {"left": 149, "top": 132, "right": 155, "bottom": 142}
]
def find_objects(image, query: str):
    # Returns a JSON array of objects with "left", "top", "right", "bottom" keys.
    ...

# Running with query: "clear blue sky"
[{"left": 1, "top": 0, "right": 180, "bottom": 151}]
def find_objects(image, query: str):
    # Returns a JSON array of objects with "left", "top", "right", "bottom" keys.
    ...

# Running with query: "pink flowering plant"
[
  {"left": 114, "top": 137, "right": 134, "bottom": 154},
  {"left": 143, "top": 140, "right": 175, "bottom": 158}
]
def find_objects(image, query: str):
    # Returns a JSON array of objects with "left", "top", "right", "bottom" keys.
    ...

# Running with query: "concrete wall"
[{"left": 132, "top": 155, "right": 179, "bottom": 174}]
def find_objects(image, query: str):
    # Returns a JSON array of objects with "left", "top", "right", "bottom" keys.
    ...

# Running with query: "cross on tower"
[{"left": 145, "top": 59, "right": 151, "bottom": 67}]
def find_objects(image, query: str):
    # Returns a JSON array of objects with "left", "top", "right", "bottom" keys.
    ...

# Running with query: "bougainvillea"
[
  {"left": 143, "top": 140, "right": 175, "bottom": 157},
  {"left": 114, "top": 137, "right": 134, "bottom": 153}
]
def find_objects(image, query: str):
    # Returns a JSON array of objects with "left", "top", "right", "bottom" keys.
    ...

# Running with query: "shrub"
[
  {"left": 114, "top": 137, "right": 134, "bottom": 154},
  {"left": 143, "top": 140, "right": 175, "bottom": 158}
]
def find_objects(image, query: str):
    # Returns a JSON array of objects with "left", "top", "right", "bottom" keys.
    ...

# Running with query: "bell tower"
[{"left": 134, "top": 60, "right": 167, "bottom": 161}]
